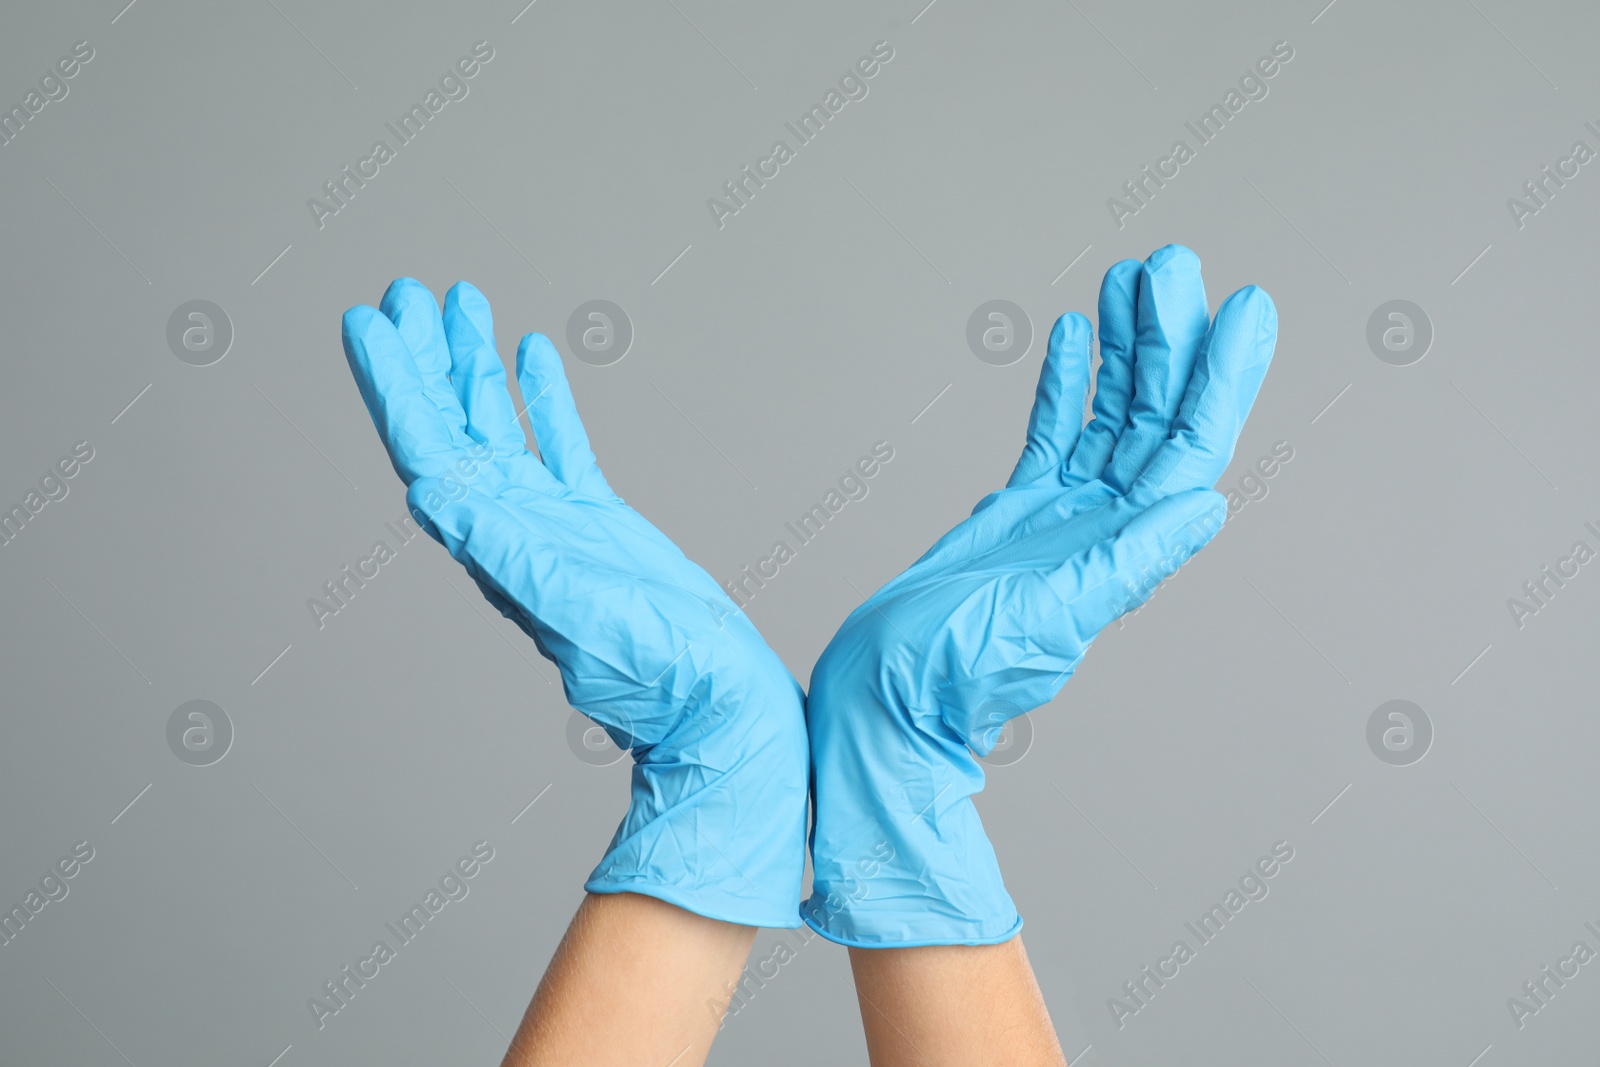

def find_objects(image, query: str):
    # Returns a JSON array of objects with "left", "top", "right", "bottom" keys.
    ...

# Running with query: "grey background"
[{"left": 2, "top": 0, "right": 1597, "bottom": 1063}]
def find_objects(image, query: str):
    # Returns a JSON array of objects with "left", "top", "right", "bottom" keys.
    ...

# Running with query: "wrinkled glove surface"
[
  {"left": 804, "top": 246, "right": 1278, "bottom": 945},
  {"left": 343, "top": 279, "right": 808, "bottom": 928}
]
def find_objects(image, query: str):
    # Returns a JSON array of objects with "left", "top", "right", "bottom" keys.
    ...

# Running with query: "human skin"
[
  {"left": 848, "top": 938, "right": 1069, "bottom": 1067},
  {"left": 497, "top": 897, "right": 1068, "bottom": 1067},
  {"left": 499, "top": 892, "right": 756, "bottom": 1067}
]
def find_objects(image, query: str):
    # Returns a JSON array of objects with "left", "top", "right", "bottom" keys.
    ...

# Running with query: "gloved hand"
[
  {"left": 341, "top": 279, "right": 808, "bottom": 928},
  {"left": 804, "top": 245, "right": 1277, "bottom": 945}
]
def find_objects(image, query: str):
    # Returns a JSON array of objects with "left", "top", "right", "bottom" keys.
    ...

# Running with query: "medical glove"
[
  {"left": 341, "top": 279, "right": 808, "bottom": 928},
  {"left": 804, "top": 245, "right": 1277, "bottom": 945}
]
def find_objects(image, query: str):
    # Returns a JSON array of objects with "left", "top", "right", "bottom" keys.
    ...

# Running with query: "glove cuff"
[
  {"left": 803, "top": 680, "right": 1022, "bottom": 946},
  {"left": 585, "top": 675, "right": 808, "bottom": 929}
]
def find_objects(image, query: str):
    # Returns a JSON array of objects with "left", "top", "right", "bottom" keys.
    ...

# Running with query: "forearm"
[
  {"left": 501, "top": 892, "right": 756, "bottom": 1067},
  {"left": 848, "top": 938, "right": 1067, "bottom": 1067}
]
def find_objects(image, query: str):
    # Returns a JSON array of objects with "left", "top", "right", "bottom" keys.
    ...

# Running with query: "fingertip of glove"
[
  {"left": 1104, "top": 257, "right": 1143, "bottom": 284},
  {"left": 1253, "top": 286, "right": 1280, "bottom": 336},
  {"left": 444, "top": 280, "right": 490, "bottom": 317},
  {"left": 1226, "top": 283, "right": 1275, "bottom": 315},
  {"left": 443, "top": 282, "right": 495, "bottom": 347},
  {"left": 1099, "top": 258, "right": 1143, "bottom": 314},
  {"left": 1050, "top": 311, "right": 1092, "bottom": 347},
  {"left": 515, "top": 331, "right": 561, "bottom": 370},
  {"left": 379, "top": 276, "right": 432, "bottom": 315},
  {"left": 1218, "top": 286, "right": 1280, "bottom": 356},
  {"left": 341, "top": 304, "right": 384, "bottom": 347},
  {"left": 1144, "top": 243, "right": 1200, "bottom": 276},
  {"left": 1056, "top": 308, "right": 1094, "bottom": 334}
]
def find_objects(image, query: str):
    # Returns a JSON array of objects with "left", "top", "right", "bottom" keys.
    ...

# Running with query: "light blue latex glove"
[
  {"left": 804, "top": 246, "right": 1277, "bottom": 945},
  {"left": 341, "top": 279, "right": 808, "bottom": 928}
]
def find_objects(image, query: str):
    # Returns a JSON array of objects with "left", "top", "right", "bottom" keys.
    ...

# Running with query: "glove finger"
[
  {"left": 1056, "top": 488, "right": 1226, "bottom": 644},
  {"left": 1063, "top": 258, "right": 1141, "bottom": 485},
  {"left": 378, "top": 278, "right": 472, "bottom": 441},
  {"left": 1006, "top": 313, "right": 1091, "bottom": 488},
  {"left": 1101, "top": 245, "right": 1210, "bottom": 493},
  {"left": 442, "top": 281, "right": 532, "bottom": 462},
  {"left": 1126, "top": 285, "right": 1278, "bottom": 506},
  {"left": 516, "top": 332, "right": 616, "bottom": 499},
  {"left": 342, "top": 304, "right": 477, "bottom": 485}
]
